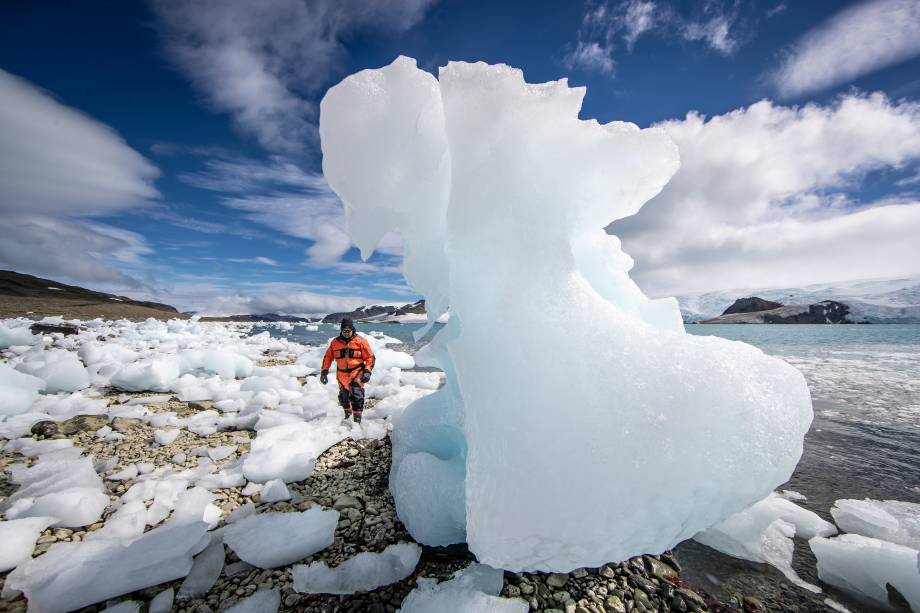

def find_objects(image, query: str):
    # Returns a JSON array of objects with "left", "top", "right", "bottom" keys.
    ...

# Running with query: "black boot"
[
  {"left": 343, "top": 409, "right": 352, "bottom": 421},
  {"left": 352, "top": 412, "right": 362, "bottom": 424}
]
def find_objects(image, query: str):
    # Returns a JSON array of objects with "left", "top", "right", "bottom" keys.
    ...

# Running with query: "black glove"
[
  {"left": 360, "top": 370, "right": 372, "bottom": 383},
  {"left": 320, "top": 370, "right": 328, "bottom": 385}
]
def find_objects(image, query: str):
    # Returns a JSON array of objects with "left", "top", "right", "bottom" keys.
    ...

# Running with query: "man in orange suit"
[{"left": 320, "top": 319, "right": 375, "bottom": 423}]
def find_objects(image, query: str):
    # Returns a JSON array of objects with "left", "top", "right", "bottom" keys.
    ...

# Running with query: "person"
[{"left": 320, "top": 319, "right": 375, "bottom": 423}]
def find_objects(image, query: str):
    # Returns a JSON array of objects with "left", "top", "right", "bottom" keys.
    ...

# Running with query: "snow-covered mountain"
[{"left": 676, "top": 276, "right": 920, "bottom": 323}]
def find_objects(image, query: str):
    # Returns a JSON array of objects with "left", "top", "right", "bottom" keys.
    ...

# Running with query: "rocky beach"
[{"left": 2, "top": 384, "right": 761, "bottom": 613}]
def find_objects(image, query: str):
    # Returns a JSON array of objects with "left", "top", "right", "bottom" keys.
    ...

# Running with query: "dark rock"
[
  {"left": 29, "top": 323, "right": 80, "bottom": 336},
  {"left": 722, "top": 296, "right": 784, "bottom": 315},
  {"left": 112, "top": 417, "right": 141, "bottom": 432},
  {"left": 30, "top": 421, "right": 60, "bottom": 438},
  {"left": 57, "top": 414, "right": 109, "bottom": 435}
]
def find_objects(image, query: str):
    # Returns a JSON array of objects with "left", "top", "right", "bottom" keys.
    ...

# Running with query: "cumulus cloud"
[
  {"left": 609, "top": 93, "right": 920, "bottom": 296},
  {"left": 565, "top": 0, "right": 743, "bottom": 74},
  {"left": 149, "top": 0, "right": 438, "bottom": 153},
  {"left": 0, "top": 69, "right": 159, "bottom": 215},
  {"left": 772, "top": 0, "right": 920, "bottom": 99}
]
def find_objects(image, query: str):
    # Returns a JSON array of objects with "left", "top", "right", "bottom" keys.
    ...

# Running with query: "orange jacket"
[{"left": 322, "top": 335, "right": 375, "bottom": 386}]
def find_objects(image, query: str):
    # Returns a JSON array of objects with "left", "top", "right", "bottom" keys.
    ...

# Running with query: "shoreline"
[{"left": 2, "top": 388, "right": 746, "bottom": 613}]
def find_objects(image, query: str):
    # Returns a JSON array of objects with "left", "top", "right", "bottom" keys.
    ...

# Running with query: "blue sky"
[{"left": 1, "top": 0, "right": 920, "bottom": 314}]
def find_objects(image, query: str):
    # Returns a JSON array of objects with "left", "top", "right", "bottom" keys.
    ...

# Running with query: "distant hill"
[
  {"left": 322, "top": 300, "right": 434, "bottom": 324},
  {"left": 702, "top": 300, "right": 854, "bottom": 324},
  {"left": 0, "top": 270, "right": 181, "bottom": 321},
  {"left": 200, "top": 313, "right": 315, "bottom": 323},
  {"left": 678, "top": 277, "right": 920, "bottom": 323}
]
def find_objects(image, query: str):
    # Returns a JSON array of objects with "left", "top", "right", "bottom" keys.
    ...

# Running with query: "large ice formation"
[{"left": 320, "top": 56, "right": 814, "bottom": 570}]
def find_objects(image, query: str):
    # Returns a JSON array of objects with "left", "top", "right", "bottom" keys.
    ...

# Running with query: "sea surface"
[{"left": 266, "top": 321, "right": 920, "bottom": 609}]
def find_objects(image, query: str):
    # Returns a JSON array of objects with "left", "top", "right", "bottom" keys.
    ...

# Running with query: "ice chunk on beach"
[
  {"left": 242, "top": 420, "right": 350, "bottom": 483},
  {"left": 16, "top": 348, "right": 89, "bottom": 393},
  {"left": 4, "top": 520, "right": 210, "bottom": 613},
  {"left": 111, "top": 357, "right": 180, "bottom": 392},
  {"left": 179, "top": 349, "right": 254, "bottom": 379},
  {"left": 694, "top": 493, "right": 833, "bottom": 591},
  {"left": 0, "top": 324, "right": 37, "bottom": 348},
  {"left": 149, "top": 588, "right": 175, "bottom": 613},
  {"left": 320, "top": 56, "right": 813, "bottom": 570},
  {"left": 223, "top": 508, "right": 339, "bottom": 568},
  {"left": 154, "top": 428, "right": 181, "bottom": 445},
  {"left": 292, "top": 542, "right": 421, "bottom": 594},
  {"left": 6, "top": 487, "right": 109, "bottom": 528},
  {"left": 2, "top": 456, "right": 107, "bottom": 528},
  {"left": 0, "top": 516, "right": 57, "bottom": 572},
  {"left": 810, "top": 533, "right": 920, "bottom": 611},
  {"left": 260, "top": 478, "right": 291, "bottom": 503},
  {"left": 0, "top": 362, "right": 45, "bottom": 416},
  {"left": 178, "top": 539, "right": 225, "bottom": 599},
  {"left": 398, "top": 563, "right": 527, "bottom": 612},
  {"left": 831, "top": 498, "right": 920, "bottom": 549},
  {"left": 225, "top": 588, "right": 280, "bottom": 613}
]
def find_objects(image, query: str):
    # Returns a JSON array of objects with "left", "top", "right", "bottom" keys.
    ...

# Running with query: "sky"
[{"left": 1, "top": 0, "right": 920, "bottom": 315}]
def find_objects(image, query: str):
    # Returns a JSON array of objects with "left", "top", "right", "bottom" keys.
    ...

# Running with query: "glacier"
[{"left": 320, "top": 56, "right": 814, "bottom": 570}]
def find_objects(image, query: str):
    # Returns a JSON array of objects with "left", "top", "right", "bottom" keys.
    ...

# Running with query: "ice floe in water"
[
  {"left": 222, "top": 508, "right": 339, "bottom": 568},
  {"left": 831, "top": 498, "right": 920, "bottom": 549},
  {"left": 292, "top": 542, "right": 421, "bottom": 594},
  {"left": 398, "top": 563, "right": 527, "bottom": 612},
  {"left": 809, "top": 533, "right": 920, "bottom": 611},
  {"left": 694, "top": 493, "right": 836, "bottom": 591},
  {"left": 320, "top": 56, "right": 814, "bottom": 570}
]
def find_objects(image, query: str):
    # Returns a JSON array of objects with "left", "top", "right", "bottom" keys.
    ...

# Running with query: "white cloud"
[
  {"left": 149, "top": 0, "right": 438, "bottom": 153},
  {"left": 0, "top": 71, "right": 161, "bottom": 289},
  {"left": 773, "top": 0, "right": 920, "bottom": 98},
  {"left": 0, "top": 216, "right": 152, "bottom": 289},
  {"left": 565, "top": 0, "right": 743, "bottom": 74},
  {"left": 565, "top": 41, "right": 616, "bottom": 75},
  {"left": 227, "top": 256, "right": 280, "bottom": 266},
  {"left": 609, "top": 93, "right": 920, "bottom": 296},
  {"left": 181, "top": 154, "right": 405, "bottom": 268},
  {"left": 0, "top": 69, "right": 159, "bottom": 216},
  {"left": 196, "top": 286, "right": 398, "bottom": 317}
]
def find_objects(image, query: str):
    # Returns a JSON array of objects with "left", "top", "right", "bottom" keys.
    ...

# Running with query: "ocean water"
[{"left": 273, "top": 321, "right": 920, "bottom": 504}]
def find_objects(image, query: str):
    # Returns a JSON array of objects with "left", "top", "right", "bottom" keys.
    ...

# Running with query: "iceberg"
[{"left": 320, "top": 56, "right": 814, "bottom": 570}]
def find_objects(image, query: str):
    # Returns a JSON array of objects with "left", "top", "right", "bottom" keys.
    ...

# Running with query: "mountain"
[
  {"left": 0, "top": 270, "right": 180, "bottom": 321},
  {"left": 701, "top": 300, "right": 854, "bottom": 324},
  {"left": 322, "top": 300, "right": 444, "bottom": 324},
  {"left": 200, "top": 313, "right": 315, "bottom": 323},
  {"left": 677, "top": 277, "right": 920, "bottom": 323}
]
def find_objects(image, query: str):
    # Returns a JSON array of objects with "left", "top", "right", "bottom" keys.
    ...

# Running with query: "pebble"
[{"left": 547, "top": 572, "right": 569, "bottom": 588}]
